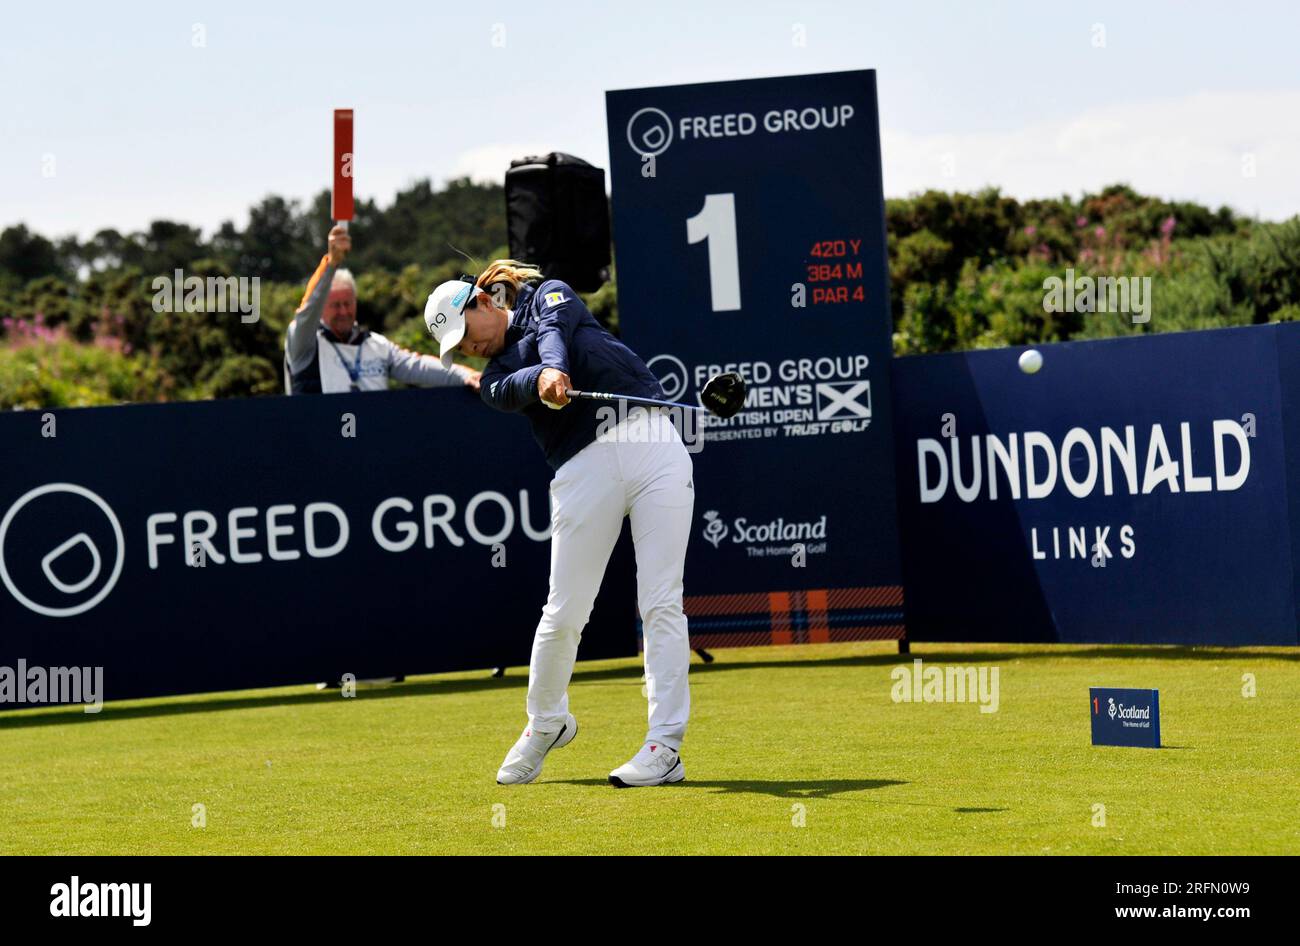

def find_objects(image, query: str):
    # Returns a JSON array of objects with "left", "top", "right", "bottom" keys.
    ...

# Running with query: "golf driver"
[{"left": 563, "top": 371, "right": 746, "bottom": 419}]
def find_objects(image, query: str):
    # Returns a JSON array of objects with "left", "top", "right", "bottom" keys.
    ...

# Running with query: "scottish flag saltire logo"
[{"left": 815, "top": 381, "right": 872, "bottom": 420}]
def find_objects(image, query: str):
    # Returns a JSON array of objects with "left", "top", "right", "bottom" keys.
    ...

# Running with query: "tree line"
[{"left": 1, "top": 179, "right": 1297, "bottom": 409}]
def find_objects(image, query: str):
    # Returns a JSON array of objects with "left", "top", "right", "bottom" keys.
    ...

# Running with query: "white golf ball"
[{"left": 1018, "top": 349, "right": 1043, "bottom": 375}]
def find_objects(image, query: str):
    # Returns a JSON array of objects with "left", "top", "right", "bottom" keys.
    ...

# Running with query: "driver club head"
[{"left": 700, "top": 371, "right": 746, "bottom": 419}]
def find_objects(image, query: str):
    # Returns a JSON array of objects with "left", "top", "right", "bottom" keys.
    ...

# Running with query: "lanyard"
[{"left": 326, "top": 336, "right": 365, "bottom": 391}]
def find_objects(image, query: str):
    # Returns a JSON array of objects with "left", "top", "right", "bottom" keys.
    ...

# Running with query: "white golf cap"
[{"left": 424, "top": 279, "right": 482, "bottom": 368}]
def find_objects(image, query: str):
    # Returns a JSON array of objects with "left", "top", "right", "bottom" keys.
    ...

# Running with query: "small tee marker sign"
[{"left": 1090, "top": 687, "right": 1161, "bottom": 748}]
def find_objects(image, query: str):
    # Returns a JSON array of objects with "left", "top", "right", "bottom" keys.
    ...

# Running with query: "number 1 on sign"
[{"left": 686, "top": 193, "right": 741, "bottom": 312}]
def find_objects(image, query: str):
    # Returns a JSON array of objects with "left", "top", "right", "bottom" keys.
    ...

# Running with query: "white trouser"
[{"left": 527, "top": 408, "right": 694, "bottom": 751}]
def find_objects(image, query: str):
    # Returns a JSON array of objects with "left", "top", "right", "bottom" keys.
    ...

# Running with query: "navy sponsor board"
[
  {"left": 606, "top": 70, "right": 904, "bottom": 647},
  {"left": 0, "top": 388, "right": 636, "bottom": 705},
  {"left": 892, "top": 322, "right": 1300, "bottom": 645},
  {"left": 1090, "top": 687, "right": 1161, "bottom": 748}
]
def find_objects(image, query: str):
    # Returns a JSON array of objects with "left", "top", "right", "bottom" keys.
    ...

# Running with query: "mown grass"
[{"left": 2, "top": 641, "right": 1296, "bottom": 855}]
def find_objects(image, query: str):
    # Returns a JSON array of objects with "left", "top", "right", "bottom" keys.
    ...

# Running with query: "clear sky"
[{"left": 4, "top": 0, "right": 1298, "bottom": 240}]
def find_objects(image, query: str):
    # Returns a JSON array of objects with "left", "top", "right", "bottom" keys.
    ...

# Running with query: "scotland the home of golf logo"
[
  {"left": 702, "top": 511, "right": 727, "bottom": 547},
  {"left": 1110, "top": 698, "right": 1152, "bottom": 727},
  {"left": 700, "top": 510, "right": 827, "bottom": 549}
]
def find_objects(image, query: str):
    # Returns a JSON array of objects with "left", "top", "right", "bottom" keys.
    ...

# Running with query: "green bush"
[{"left": 0, "top": 337, "right": 164, "bottom": 410}]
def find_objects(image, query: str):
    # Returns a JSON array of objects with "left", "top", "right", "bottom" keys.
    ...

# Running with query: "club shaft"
[{"left": 565, "top": 389, "right": 702, "bottom": 412}]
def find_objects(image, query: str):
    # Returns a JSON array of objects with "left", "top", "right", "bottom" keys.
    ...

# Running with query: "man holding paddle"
[
  {"left": 283, "top": 225, "right": 480, "bottom": 394},
  {"left": 285, "top": 109, "right": 479, "bottom": 394}
]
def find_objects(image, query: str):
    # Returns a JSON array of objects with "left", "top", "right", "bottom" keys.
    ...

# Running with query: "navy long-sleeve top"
[{"left": 480, "top": 279, "right": 665, "bottom": 470}]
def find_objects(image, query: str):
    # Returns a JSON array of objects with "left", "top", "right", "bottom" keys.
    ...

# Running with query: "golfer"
[{"left": 424, "top": 262, "right": 693, "bottom": 787}]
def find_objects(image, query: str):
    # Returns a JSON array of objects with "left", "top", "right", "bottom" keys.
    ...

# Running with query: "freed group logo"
[
  {"left": 625, "top": 102, "right": 857, "bottom": 157},
  {"left": 0, "top": 483, "right": 125, "bottom": 618},
  {"left": 649, "top": 352, "right": 873, "bottom": 442},
  {"left": 626, "top": 107, "right": 674, "bottom": 157},
  {"left": 1, "top": 481, "right": 556, "bottom": 619}
]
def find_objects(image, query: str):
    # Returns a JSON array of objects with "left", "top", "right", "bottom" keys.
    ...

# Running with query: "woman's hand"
[
  {"left": 538, "top": 367, "right": 571, "bottom": 408},
  {"left": 462, "top": 369, "right": 482, "bottom": 392}
]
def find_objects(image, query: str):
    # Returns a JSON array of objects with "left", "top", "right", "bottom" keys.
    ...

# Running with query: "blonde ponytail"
[{"left": 476, "top": 259, "right": 543, "bottom": 308}]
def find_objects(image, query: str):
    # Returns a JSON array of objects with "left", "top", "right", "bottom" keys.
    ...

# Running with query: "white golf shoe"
[
  {"left": 495, "top": 714, "right": 578, "bottom": 785},
  {"left": 608, "top": 741, "right": 685, "bottom": 788}
]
